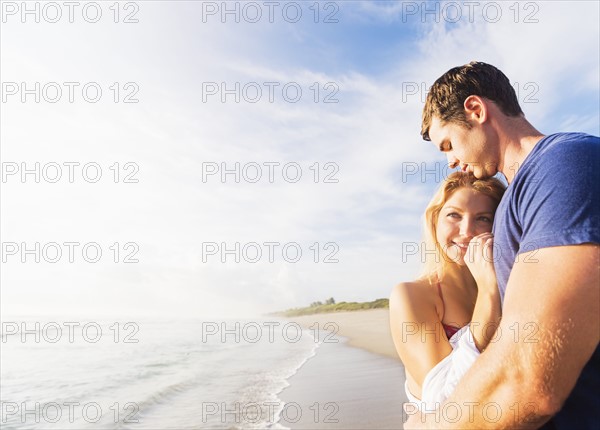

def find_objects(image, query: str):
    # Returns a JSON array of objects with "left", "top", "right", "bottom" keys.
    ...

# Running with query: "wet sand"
[{"left": 278, "top": 309, "right": 409, "bottom": 429}]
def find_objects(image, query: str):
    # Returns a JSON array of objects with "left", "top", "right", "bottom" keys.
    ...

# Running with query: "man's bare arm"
[{"left": 404, "top": 244, "right": 600, "bottom": 429}]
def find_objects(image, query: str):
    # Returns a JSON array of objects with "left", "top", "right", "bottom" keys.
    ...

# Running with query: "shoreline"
[
  {"left": 284, "top": 308, "right": 400, "bottom": 361},
  {"left": 277, "top": 309, "right": 409, "bottom": 429}
]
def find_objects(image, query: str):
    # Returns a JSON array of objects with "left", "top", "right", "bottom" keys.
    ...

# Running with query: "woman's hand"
[
  {"left": 465, "top": 232, "right": 502, "bottom": 352},
  {"left": 464, "top": 232, "right": 497, "bottom": 291}
]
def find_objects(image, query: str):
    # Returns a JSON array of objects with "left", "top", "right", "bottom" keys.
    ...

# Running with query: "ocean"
[{"left": 0, "top": 317, "right": 319, "bottom": 429}]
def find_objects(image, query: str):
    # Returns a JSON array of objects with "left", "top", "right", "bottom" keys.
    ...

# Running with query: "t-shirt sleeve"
[{"left": 516, "top": 135, "right": 600, "bottom": 254}]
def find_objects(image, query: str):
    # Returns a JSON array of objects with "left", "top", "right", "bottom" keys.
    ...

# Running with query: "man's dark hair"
[{"left": 421, "top": 61, "right": 524, "bottom": 141}]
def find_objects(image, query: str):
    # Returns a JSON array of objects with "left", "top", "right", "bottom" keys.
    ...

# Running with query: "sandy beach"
[
  {"left": 278, "top": 309, "right": 409, "bottom": 429},
  {"left": 287, "top": 309, "right": 400, "bottom": 360}
]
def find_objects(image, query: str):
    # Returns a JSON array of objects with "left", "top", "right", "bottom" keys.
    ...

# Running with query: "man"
[{"left": 404, "top": 61, "right": 599, "bottom": 429}]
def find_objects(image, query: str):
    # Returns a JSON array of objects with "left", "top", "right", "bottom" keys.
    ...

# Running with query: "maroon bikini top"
[{"left": 437, "top": 281, "right": 462, "bottom": 339}]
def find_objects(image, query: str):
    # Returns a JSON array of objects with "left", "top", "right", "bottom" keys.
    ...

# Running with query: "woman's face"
[{"left": 435, "top": 187, "right": 497, "bottom": 265}]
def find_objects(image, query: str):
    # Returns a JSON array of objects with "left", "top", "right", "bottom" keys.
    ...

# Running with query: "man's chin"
[
  {"left": 473, "top": 169, "right": 492, "bottom": 179},
  {"left": 473, "top": 163, "right": 499, "bottom": 179}
]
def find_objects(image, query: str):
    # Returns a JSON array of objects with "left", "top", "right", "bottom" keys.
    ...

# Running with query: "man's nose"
[{"left": 447, "top": 153, "right": 459, "bottom": 169}]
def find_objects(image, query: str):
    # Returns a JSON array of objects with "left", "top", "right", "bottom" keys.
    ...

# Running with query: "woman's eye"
[
  {"left": 478, "top": 216, "right": 492, "bottom": 222},
  {"left": 447, "top": 212, "right": 460, "bottom": 218}
]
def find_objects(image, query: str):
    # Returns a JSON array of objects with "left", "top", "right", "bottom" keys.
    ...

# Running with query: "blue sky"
[{"left": 1, "top": 1, "right": 599, "bottom": 318}]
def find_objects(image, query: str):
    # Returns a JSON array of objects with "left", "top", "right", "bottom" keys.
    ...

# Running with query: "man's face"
[{"left": 428, "top": 116, "right": 498, "bottom": 179}]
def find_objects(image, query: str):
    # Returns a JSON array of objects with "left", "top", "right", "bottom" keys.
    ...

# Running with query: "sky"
[{"left": 1, "top": 0, "right": 599, "bottom": 318}]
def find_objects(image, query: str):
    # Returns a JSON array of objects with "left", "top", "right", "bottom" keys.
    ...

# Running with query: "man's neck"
[{"left": 497, "top": 117, "right": 545, "bottom": 184}]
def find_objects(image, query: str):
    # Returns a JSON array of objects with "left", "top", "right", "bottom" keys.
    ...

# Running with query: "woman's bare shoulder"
[
  {"left": 389, "top": 277, "right": 443, "bottom": 326},
  {"left": 390, "top": 278, "right": 435, "bottom": 306}
]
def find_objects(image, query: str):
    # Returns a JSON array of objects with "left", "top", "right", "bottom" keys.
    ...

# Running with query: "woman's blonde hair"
[{"left": 420, "top": 172, "right": 506, "bottom": 279}]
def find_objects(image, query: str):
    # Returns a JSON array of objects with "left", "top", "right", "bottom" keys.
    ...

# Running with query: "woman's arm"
[
  {"left": 389, "top": 281, "right": 453, "bottom": 394},
  {"left": 464, "top": 233, "right": 502, "bottom": 352}
]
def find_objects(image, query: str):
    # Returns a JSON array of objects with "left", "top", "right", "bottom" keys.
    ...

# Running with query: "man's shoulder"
[
  {"left": 518, "top": 132, "right": 599, "bottom": 180},
  {"left": 542, "top": 131, "right": 599, "bottom": 144},
  {"left": 534, "top": 132, "right": 599, "bottom": 160}
]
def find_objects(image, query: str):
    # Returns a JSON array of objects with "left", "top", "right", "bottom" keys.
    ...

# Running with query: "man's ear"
[{"left": 464, "top": 95, "right": 487, "bottom": 124}]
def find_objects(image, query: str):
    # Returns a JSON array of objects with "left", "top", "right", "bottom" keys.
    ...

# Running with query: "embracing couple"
[{"left": 390, "top": 62, "right": 599, "bottom": 429}]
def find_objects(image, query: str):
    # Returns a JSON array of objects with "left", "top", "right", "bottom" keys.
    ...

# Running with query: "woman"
[{"left": 390, "top": 171, "right": 505, "bottom": 411}]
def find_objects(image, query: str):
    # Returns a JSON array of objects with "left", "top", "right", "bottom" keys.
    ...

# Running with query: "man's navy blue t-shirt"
[{"left": 492, "top": 132, "right": 600, "bottom": 429}]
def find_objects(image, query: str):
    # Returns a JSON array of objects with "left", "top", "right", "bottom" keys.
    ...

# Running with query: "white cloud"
[{"left": 2, "top": 1, "right": 598, "bottom": 318}]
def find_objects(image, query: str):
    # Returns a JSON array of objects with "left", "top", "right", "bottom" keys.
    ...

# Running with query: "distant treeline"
[{"left": 272, "top": 297, "right": 389, "bottom": 317}]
